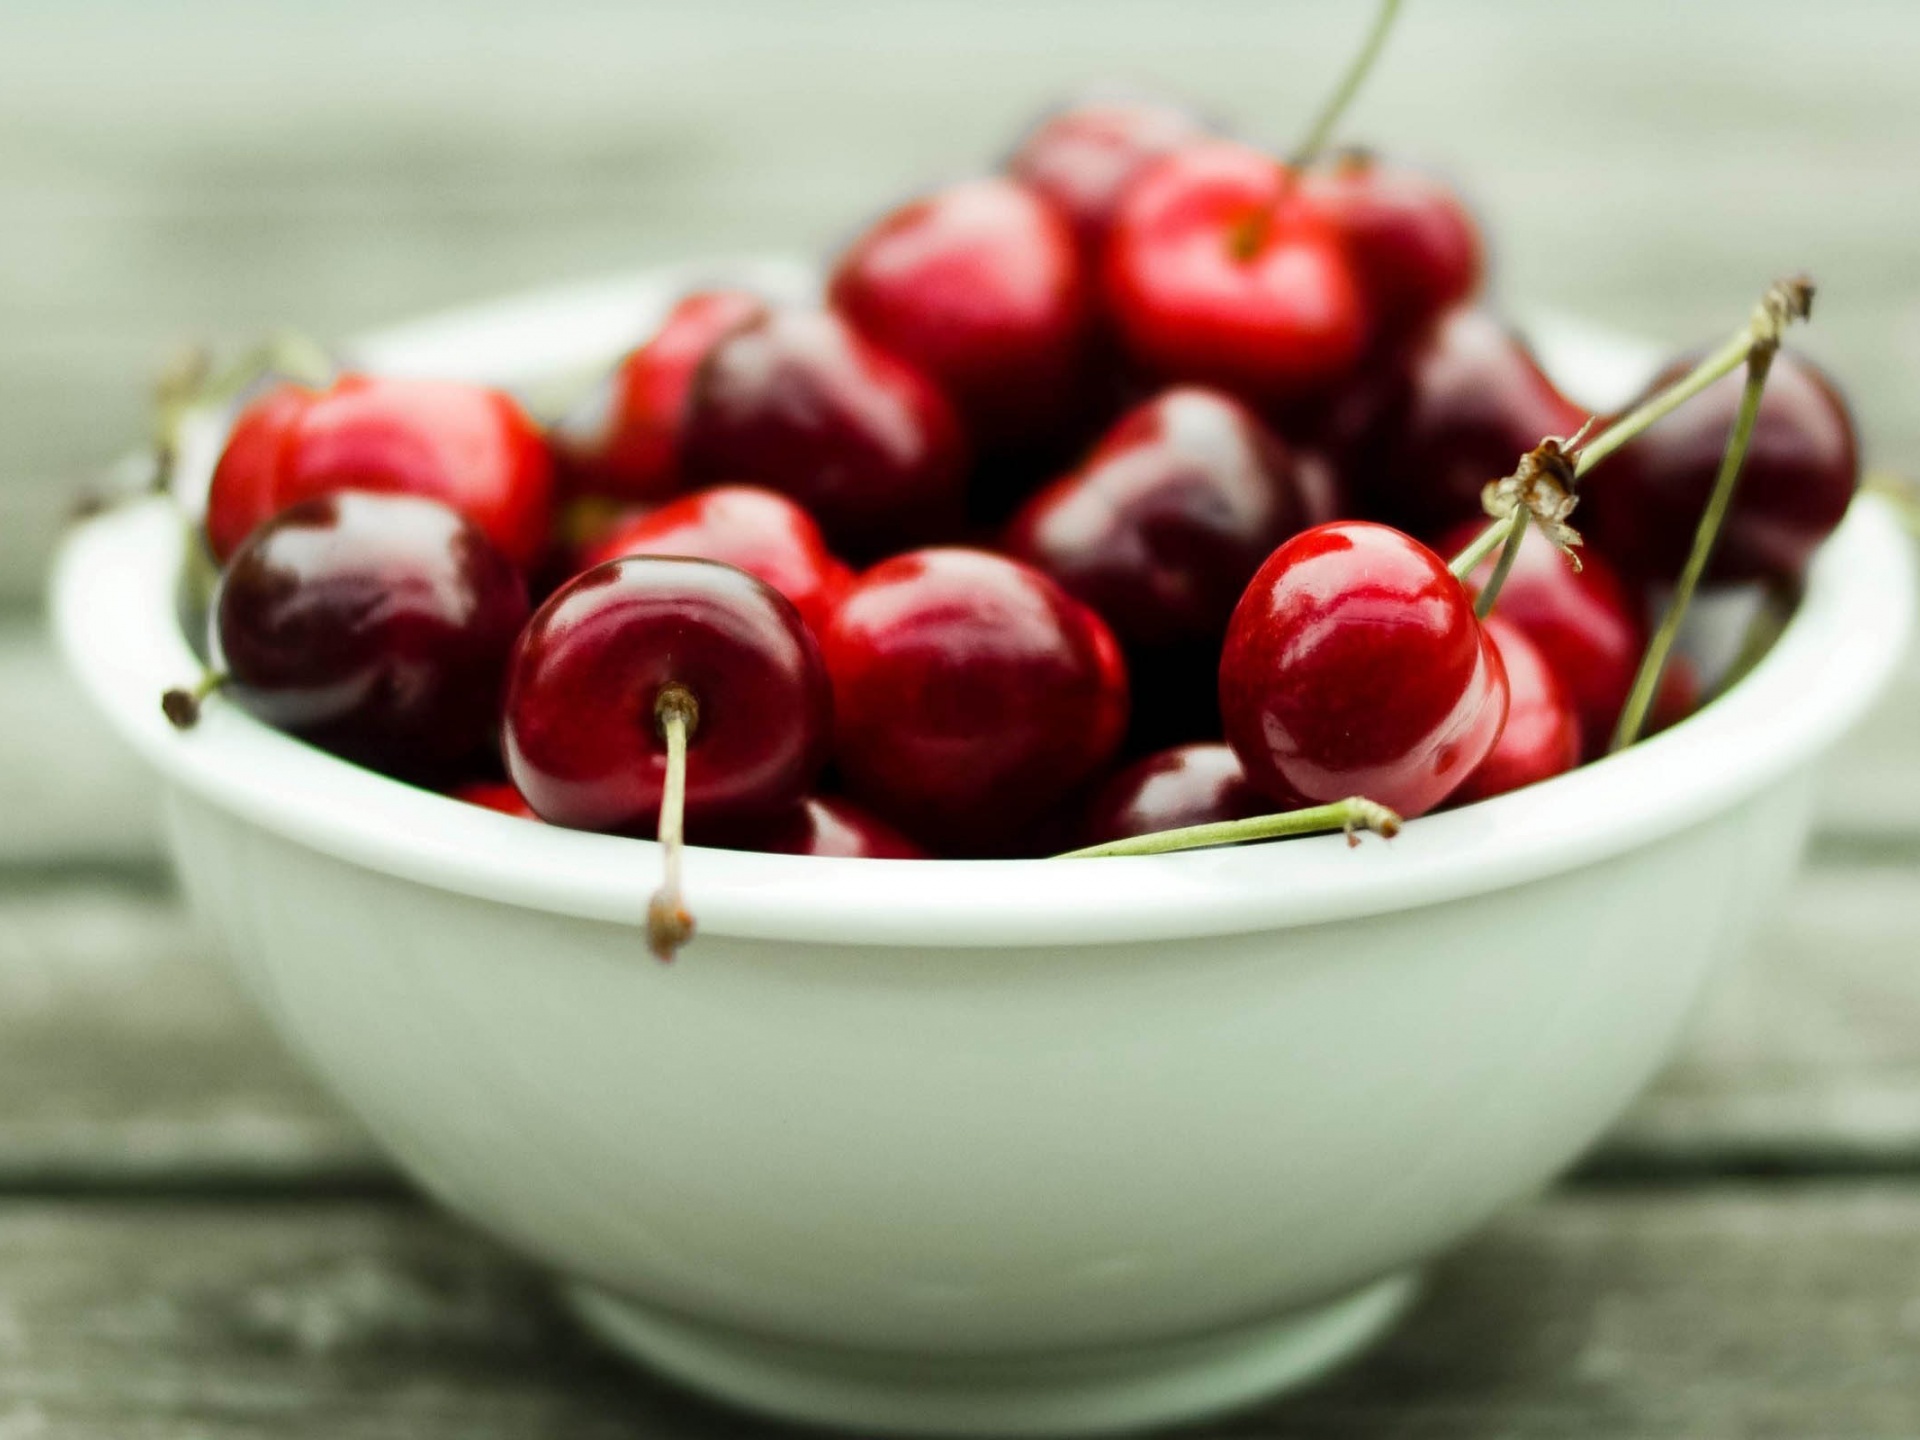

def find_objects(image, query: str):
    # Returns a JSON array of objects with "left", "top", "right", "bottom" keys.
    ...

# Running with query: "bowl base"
[{"left": 564, "top": 1271, "right": 1417, "bottom": 1437}]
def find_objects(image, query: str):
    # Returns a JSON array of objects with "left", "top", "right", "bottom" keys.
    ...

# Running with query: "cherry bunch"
[{"left": 163, "top": 5, "right": 1861, "bottom": 958}]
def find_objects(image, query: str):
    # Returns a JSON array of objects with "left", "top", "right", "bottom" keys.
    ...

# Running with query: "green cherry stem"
[
  {"left": 160, "top": 671, "right": 227, "bottom": 729},
  {"left": 645, "top": 683, "right": 699, "bottom": 963},
  {"left": 1056, "top": 796, "right": 1402, "bottom": 860},
  {"left": 1288, "top": 0, "right": 1404, "bottom": 169},
  {"left": 1472, "top": 508, "right": 1530, "bottom": 619}
]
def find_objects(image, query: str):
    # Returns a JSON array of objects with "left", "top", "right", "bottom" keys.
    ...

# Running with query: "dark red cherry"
[
  {"left": 207, "top": 375, "right": 554, "bottom": 570},
  {"left": 1581, "top": 348, "right": 1859, "bottom": 586},
  {"left": 208, "top": 492, "right": 529, "bottom": 779},
  {"left": 1438, "top": 519, "right": 1644, "bottom": 758},
  {"left": 828, "top": 177, "right": 1093, "bottom": 445},
  {"left": 452, "top": 779, "right": 541, "bottom": 820},
  {"left": 579, "top": 484, "right": 849, "bottom": 636},
  {"left": 700, "top": 795, "right": 928, "bottom": 859},
  {"left": 821, "top": 548, "right": 1129, "bottom": 854},
  {"left": 1005, "top": 97, "right": 1211, "bottom": 254},
  {"left": 1450, "top": 618, "right": 1579, "bottom": 806},
  {"left": 681, "top": 305, "right": 968, "bottom": 559},
  {"left": 550, "top": 290, "right": 764, "bottom": 501},
  {"left": 1349, "top": 309, "right": 1586, "bottom": 536},
  {"left": 1079, "top": 742, "right": 1266, "bottom": 847},
  {"left": 503, "top": 557, "right": 831, "bottom": 835},
  {"left": 1299, "top": 151, "right": 1482, "bottom": 337},
  {"left": 1220, "top": 521, "right": 1509, "bottom": 818},
  {"left": 1102, "top": 141, "right": 1371, "bottom": 403}
]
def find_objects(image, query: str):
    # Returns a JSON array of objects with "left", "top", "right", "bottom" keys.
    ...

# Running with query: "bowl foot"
[{"left": 564, "top": 1271, "right": 1417, "bottom": 1437}]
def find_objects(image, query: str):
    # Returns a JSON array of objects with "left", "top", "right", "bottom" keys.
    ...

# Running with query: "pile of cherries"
[{"left": 166, "top": 84, "right": 1861, "bottom": 954}]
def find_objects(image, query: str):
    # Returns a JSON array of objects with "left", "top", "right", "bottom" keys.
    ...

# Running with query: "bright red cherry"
[
  {"left": 680, "top": 305, "right": 968, "bottom": 559},
  {"left": 503, "top": 557, "right": 831, "bottom": 836},
  {"left": 452, "top": 780, "right": 542, "bottom": 820},
  {"left": 206, "top": 375, "right": 554, "bottom": 570},
  {"left": 550, "top": 290, "right": 764, "bottom": 500},
  {"left": 190, "top": 493, "right": 529, "bottom": 780},
  {"left": 579, "top": 484, "right": 850, "bottom": 636},
  {"left": 1220, "top": 521, "right": 1509, "bottom": 818},
  {"left": 1348, "top": 309, "right": 1586, "bottom": 536},
  {"left": 1005, "top": 97, "right": 1211, "bottom": 254},
  {"left": 1102, "top": 141, "right": 1371, "bottom": 403},
  {"left": 821, "top": 548, "right": 1129, "bottom": 855},
  {"left": 1450, "top": 618, "right": 1579, "bottom": 806},
  {"left": 1299, "top": 151, "right": 1483, "bottom": 337},
  {"left": 701, "top": 795, "right": 928, "bottom": 859},
  {"left": 1581, "top": 348, "right": 1859, "bottom": 586},
  {"left": 829, "top": 177, "right": 1093, "bottom": 445},
  {"left": 1079, "top": 742, "right": 1266, "bottom": 847}
]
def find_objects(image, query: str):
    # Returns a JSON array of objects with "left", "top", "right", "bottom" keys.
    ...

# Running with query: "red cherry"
[
  {"left": 1102, "top": 141, "right": 1370, "bottom": 403},
  {"left": 1299, "top": 151, "right": 1482, "bottom": 336},
  {"left": 452, "top": 780, "right": 542, "bottom": 820},
  {"left": 579, "top": 484, "right": 848, "bottom": 636},
  {"left": 207, "top": 375, "right": 554, "bottom": 570},
  {"left": 1079, "top": 742, "right": 1266, "bottom": 847},
  {"left": 821, "top": 548, "right": 1129, "bottom": 854},
  {"left": 1450, "top": 618, "right": 1580, "bottom": 806},
  {"left": 201, "top": 492, "right": 529, "bottom": 780},
  {"left": 550, "top": 290, "right": 764, "bottom": 500},
  {"left": 503, "top": 557, "right": 831, "bottom": 836},
  {"left": 1438, "top": 519, "right": 1643, "bottom": 758},
  {"left": 1220, "top": 521, "right": 1509, "bottom": 818},
  {"left": 681, "top": 305, "right": 968, "bottom": 558},
  {"left": 829, "top": 177, "right": 1093, "bottom": 445},
  {"left": 701, "top": 794, "right": 928, "bottom": 859},
  {"left": 1005, "top": 97, "right": 1211, "bottom": 254},
  {"left": 1581, "top": 348, "right": 1859, "bottom": 586}
]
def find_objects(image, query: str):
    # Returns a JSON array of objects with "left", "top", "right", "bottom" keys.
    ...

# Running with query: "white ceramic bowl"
[{"left": 51, "top": 264, "right": 1915, "bottom": 1439}]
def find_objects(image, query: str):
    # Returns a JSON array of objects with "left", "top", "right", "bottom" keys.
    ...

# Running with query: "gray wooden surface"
[{"left": 5, "top": 0, "right": 1920, "bottom": 1430}]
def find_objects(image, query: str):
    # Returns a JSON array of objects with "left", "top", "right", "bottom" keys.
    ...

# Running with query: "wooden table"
[{"left": 4, "top": 2, "right": 1920, "bottom": 1431}]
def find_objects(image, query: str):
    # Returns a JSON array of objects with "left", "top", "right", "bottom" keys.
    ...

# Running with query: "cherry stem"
[
  {"left": 1447, "top": 505, "right": 1523, "bottom": 582},
  {"left": 646, "top": 683, "right": 700, "bottom": 962},
  {"left": 160, "top": 671, "right": 227, "bottom": 730},
  {"left": 1609, "top": 346, "right": 1778, "bottom": 753},
  {"left": 1288, "top": 0, "right": 1403, "bottom": 169},
  {"left": 1055, "top": 796, "right": 1402, "bottom": 860},
  {"left": 1473, "top": 509, "right": 1529, "bottom": 619}
]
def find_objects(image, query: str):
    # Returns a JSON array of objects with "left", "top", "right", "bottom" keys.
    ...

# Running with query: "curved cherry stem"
[
  {"left": 1473, "top": 509, "right": 1529, "bottom": 619},
  {"left": 161, "top": 671, "right": 227, "bottom": 729},
  {"left": 646, "top": 683, "right": 699, "bottom": 962},
  {"left": 1609, "top": 346, "right": 1777, "bottom": 752},
  {"left": 1055, "top": 796, "right": 1402, "bottom": 860},
  {"left": 1288, "top": 0, "right": 1403, "bottom": 169}
]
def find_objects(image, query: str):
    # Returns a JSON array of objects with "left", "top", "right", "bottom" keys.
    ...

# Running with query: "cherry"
[
  {"left": 1102, "top": 141, "right": 1370, "bottom": 403},
  {"left": 828, "top": 177, "right": 1092, "bottom": 446},
  {"left": 821, "top": 548, "right": 1129, "bottom": 855},
  {"left": 1005, "top": 96, "right": 1211, "bottom": 254},
  {"left": 1299, "top": 150, "right": 1482, "bottom": 337},
  {"left": 1078, "top": 742, "right": 1265, "bottom": 848},
  {"left": 550, "top": 289, "right": 764, "bottom": 501},
  {"left": 1450, "top": 618, "right": 1579, "bottom": 806},
  {"left": 452, "top": 779, "right": 541, "bottom": 820},
  {"left": 206, "top": 375, "right": 554, "bottom": 570},
  {"left": 680, "top": 305, "right": 968, "bottom": 559},
  {"left": 179, "top": 492, "right": 529, "bottom": 780},
  {"left": 1580, "top": 348, "right": 1858, "bottom": 586},
  {"left": 578, "top": 484, "right": 850, "bottom": 637},
  {"left": 701, "top": 795, "right": 928, "bottom": 860},
  {"left": 1347, "top": 309, "right": 1586, "bottom": 536},
  {"left": 1220, "top": 521, "right": 1508, "bottom": 818},
  {"left": 1438, "top": 519, "right": 1643, "bottom": 758}
]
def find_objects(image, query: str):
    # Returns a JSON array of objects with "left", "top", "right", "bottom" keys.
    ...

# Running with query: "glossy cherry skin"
[
  {"left": 1220, "top": 521, "right": 1509, "bottom": 818},
  {"left": 1299, "top": 152, "right": 1483, "bottom": 337},
  {"left": 1349, "top": 310, "right": 1586, "bottom": 536},
  {"left": 700, "top": 795, "right": 929, "bottom": 859},
  {"left": 207, "top": 375, "right": 554, "bottom": 570},
  {"left": 579, "top": 484, "right": 850, "bottom": 636},
  {"left": 1005, "top": 97, "right": 1211, "bottom": 254},
  {"left": 211, "top": 492, "right": 529, "bottom": 780},
  {"left": 829, "top": 177, "right": 1093, "bottom": 446},
  {"left": 681, "top": 305, "right": 968, "bottom": 559},
  {"left": 821, "top": 548, "right": 1129, "bottom": 855},
  {"left": 1439, "top": 519, "right": 1644, "bottom": 758},
  {"left": 503, "top": 558, "right": 832, "bottom": 835},
  {"left": 1450, "top": 618, "right": 1580, "bottom": 806},
  {"left": 1103, "top": 141, "right": 1370, "bottom": 403},
  {"left": 1079, "top": 742, "right": 1267, "bottom": 847},
  {"left": 550, "top": 289, "right": 764, "bottom": 500},
  {"left": 451, "top": 780, "right": 542, "bottom": 820},
  {"left": 1581, "top": 348, "right": 1859, "bottom": 586}
]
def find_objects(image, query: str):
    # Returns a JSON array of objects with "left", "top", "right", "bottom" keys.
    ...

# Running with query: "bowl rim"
[{"left": 48, "top": 267, "right": 1918, "bottom": 950}]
